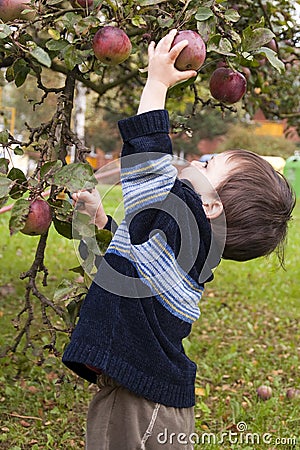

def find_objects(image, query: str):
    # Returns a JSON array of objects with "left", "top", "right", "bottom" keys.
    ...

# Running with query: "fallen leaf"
[
  {"left": 20, "top": 420, "right": 31, "bottom": 428},
  {"left": 195, "top": 387, "right": 206, "bottom": 396},
  {"left": 28, "top": 385, "right": 39, "bottom": 394}
]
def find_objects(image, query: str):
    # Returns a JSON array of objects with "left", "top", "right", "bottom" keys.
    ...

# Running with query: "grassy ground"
[{"left": 0, "top": 186, "right": 299, "bottom": 449}]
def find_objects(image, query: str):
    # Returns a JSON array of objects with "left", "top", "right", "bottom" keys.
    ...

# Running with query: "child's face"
[{"left": 179, "top": 153, "right": 235, "bottom": 195}]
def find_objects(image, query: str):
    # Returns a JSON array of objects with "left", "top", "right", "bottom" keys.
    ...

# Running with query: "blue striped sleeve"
[{"left": 118, "top": 110, "right": 178, "bottom": 241}]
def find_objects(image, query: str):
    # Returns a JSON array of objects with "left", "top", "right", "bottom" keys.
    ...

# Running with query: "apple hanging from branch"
[
  {"left": 21, "top": 199, "right": 53, "bottom": 236},
  {"left": 92, "top": 26, "right": 132, "bottom": 66},
  {"left": 209, "top": 67, "right": 247, "bottom": 104},
  {"left": 0, "top": 0, "right": 31, "bottom": 21}
]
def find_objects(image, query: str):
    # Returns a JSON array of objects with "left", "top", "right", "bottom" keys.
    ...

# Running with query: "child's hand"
[
  {"left": 72, "top": 188, "right": 108, "bottom": 229},
  {"left": 147, "top": 29, "right": 197, "bottom": 89},
  {"left": 138, "top": 29, "right": 197, "bottom": 114}
]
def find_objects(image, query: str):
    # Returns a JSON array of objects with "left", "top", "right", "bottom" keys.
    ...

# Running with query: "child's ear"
[{"left": 202, "top": 199, "right": 223, "bottom": 220}]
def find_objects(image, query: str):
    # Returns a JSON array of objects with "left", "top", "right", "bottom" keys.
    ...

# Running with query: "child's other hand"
[
  {"left": 72, "top": 188, "right": 108, "bottom": 229},
  {"left": 147, "top": 29, "right": 197, "bottom": 89}
]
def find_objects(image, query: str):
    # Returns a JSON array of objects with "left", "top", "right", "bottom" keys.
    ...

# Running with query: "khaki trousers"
[{"left": 85, "top": 374, "right": 195, "bottom": 450}]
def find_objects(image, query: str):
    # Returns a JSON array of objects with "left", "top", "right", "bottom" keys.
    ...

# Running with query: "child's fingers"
[
  {"left": 71, "top": 192, "right": 79, "bottom": 201},
  {"left": 169, "top": 39, "right": 189, "bottom": 62},
  {"left": 176, "top": 70, "right": 198, "bottom": 82},
  {"left": 156, "top": 29, "right": 177, "bottom": 52},
  {"left": 148, "top": 41, "right": 155, "bottom": 59}
]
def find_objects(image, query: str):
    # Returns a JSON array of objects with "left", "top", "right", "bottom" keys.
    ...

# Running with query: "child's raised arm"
[{"left": 138, "top": 29, "right": 197, "bottom": 115}]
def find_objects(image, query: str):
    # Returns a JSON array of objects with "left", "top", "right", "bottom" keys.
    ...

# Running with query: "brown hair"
[{"left": 216, "top": 149, "right": 296, "bottom": 264}]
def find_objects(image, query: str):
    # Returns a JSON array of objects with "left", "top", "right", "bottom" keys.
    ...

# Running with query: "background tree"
[{"left": 0, "top": 0, "right": 299, "bottom": 358}]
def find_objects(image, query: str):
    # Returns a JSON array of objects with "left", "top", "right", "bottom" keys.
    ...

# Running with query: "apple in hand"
[
  {"left": 92, "top": 26, "right": 132, "bottom": 65},
  {"left": 209, "top": 67, "right": 247, "bottom": 104},
  {"left": 0, "top": 0, "right": 31, "bottom": 21},
  {"left": 21, "top": 199, "right": 53, "bottom": 236},
  {"left": 171, "top": 30, "right": 206, "bottom": 71}
]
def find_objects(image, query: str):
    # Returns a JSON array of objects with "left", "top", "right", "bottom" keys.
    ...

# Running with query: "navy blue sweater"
[{"left": 63, "top": 110, "right": 214, "bottom": 408}]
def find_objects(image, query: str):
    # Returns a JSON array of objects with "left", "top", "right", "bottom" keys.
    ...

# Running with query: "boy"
[{"left": 63, "top": 30, "right": 295, "bottom": 449}]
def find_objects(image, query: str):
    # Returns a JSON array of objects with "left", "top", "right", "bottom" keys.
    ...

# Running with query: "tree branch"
[{"left": 50, "top": 61, "right": 140, "bottom": 96}]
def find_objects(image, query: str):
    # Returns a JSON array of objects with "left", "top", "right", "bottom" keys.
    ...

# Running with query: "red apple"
[
  {"left": 0, "top": 0, "right": 31, "bottom": 21},
  {"left": 21, "top": 199, "right": 52, "bottom": 236},
  {"left": 171, "top": 30, "right": 206, "bottom": 71},
  {"left": 286, "top": 388, "right": 300, "bottom": 400},
  {"left": 257, "top": 385, "right": 272, "bottom": 400},
  {"left": 209, "top": 67, "right": 247, "bottom": 104},
  {"left": 70, "top": 0, "right": 94, "bottom": 8},
  {"left": 92, "top": 26, "right": 132, "bottom": 66}
]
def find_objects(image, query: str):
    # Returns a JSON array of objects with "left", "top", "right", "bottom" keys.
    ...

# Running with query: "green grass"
[{"left": 0, "top": 187, "right": 299, "bottom": 449}]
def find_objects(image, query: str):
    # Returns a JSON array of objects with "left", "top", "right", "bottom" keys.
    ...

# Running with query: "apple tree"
[{"left": 0, "top": 0, "right": 299, "bottom": 359}]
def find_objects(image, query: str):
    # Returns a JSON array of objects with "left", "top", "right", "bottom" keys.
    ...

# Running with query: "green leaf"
[
  {"left": 157, "top": 16, "right": 174, "bottom": 29},
  {"left": 53, "top": 162, "right": 97, "bottom": 192},
  {"left": 195, "top": 7, "right": 214, "bottom": 21},
  {"left": 0, "top": 130, "right": 9, "bottom": 144},
  {"left": 54, "top": 279, "right": 87, "bottom": 327},
  {"left": 72, "top": 211, "right": 96, "bottom": 239},
  {"left": 62, "top": 45, "right": 82, "bottom": 71},
  {"left": 69, "top": 265, "right": 85, "bottom": 275},
  {"left": 12, "top": 59, "right": 30, "bottom": 88},
  {"left": 53, "top": 279, "right": 87, "bottom": 303},
  {"left": 51, "top": 198, "right": 73, "bottom": 221},
  {"left": 0, "top": 158, "right": 9, "bottom": 175},
  {"left": 242, "top": 27, "right": 275, "bottom": 52},
  {"left": 218, "top": 37, "right": 234, "bottom": 55},
  {"left": 229, "top": 29, "right": 241, "bottom": 45},
  {"left": 53, "top": 217, "right": 73, "bottom": 239},
  {"left": 48, "top": 28, "right": 61, "bottom": 40},
  {"left": 131, "top": 16, "right": 147, "bottom": 27},
  {"left": 53, "top": 279, "right": 73, "bottom": 302},
  {"left": 95, "top": 229, "right": 113, "bottom": 254},
  {"left": 224, "top": 9, "right": 240, "bottom": 22},
  {"left": 15, "top": 67, "right": 30, "bottom": 87},
  {"left": 9, "top": 198, "right": 30, "bottom": 235},
  {"left": 46, "top": 39, "right": 69, "bottom": 52},
  {"left": 40, "top": 160, "right": 63, "bottom": 179},
  {"left": 64, "top": 298, "right": 84, "bottom": 328},
  {"left": 0, "top": 24, "right": 13, "bottom": 39},
  {"left": 5, "top": 66, "right": 14, "bottom": 83},
  {"left": 256, "top": 47, "right": 285, "bottom": 73},
  {"left": 13, "top": 146, "right": 24, "bottom": 156},
  {"left": 197, "top": 17, "right": 216, "bottom": 43},
  {"left": 7, "top": 167, "right": 26, "bottom": 181},
  {"left": 207, "top": 35, "right": 235, "bottom": 56},
  {"left": 7, "top": 167, "right": 28, "bottom": 199},
  {"left": 0, "top": 176, "right": 13, "bottom": 198},
  {"left": 31, "top": 46, "right": 52, "bottom": 68}
]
